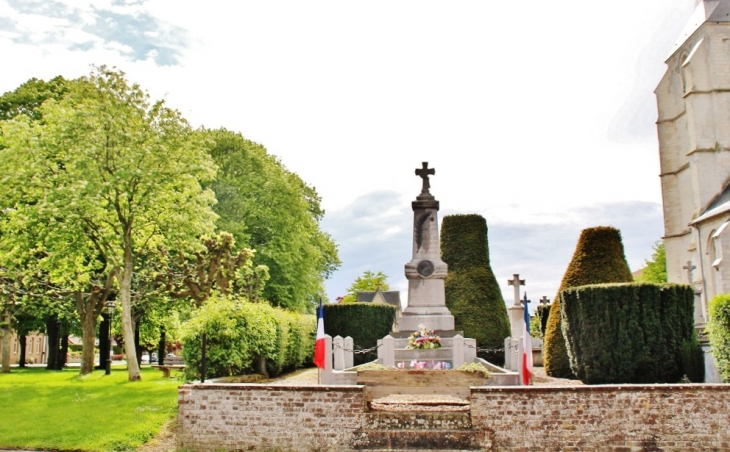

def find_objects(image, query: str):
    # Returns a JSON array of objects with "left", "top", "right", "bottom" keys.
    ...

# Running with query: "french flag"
[
  {"left": 522, "top": 293, "right": 533, "bottom": 385},
  {"left": 313, "top": 299, "right": 325, "bottom": 369}
]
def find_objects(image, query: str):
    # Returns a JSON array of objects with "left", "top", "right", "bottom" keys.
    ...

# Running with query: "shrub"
[
  {"left": 323, "top": 303, "right": 397, "bottom": 365},
  {"left": 561, "top": 282, "right": 698, "bottom": 384},
  {"left": 441, "top": 214, "right": 510, "bottom": 364},
  {"left": 536, "top": 303, "right": 551, "bottom": 338},
  {"left": 180, "top": 295, "right": 315, "bottom": 380},
  {"left": 544, "top": 226, "right": 633, "bottom": 378},
  {"left": 708, "top": 293, "right": 730, "bottom": 382}
]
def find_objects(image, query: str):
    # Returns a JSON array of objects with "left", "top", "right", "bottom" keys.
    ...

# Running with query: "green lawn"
[{"left": 0, "top": 366, "right": 181, "bottom": 451}]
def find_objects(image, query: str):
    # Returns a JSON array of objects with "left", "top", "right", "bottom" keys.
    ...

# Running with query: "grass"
[{"left": 0, "top": 366, "right": 181, "bottom": 451}]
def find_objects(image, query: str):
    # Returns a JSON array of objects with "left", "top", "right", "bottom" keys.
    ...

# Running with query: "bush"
[
  {"left": 536, "top": 303, "right": 551, "bottom": 338},
  {"left": 708, "top": 293, "right": 730, "bottom": 382},
  {"left": 561, "top": 282, "right": 698, "bottom": 384},
  {"left": 323, "top": 303, "right": 397, "bottom": 365},
  {"left": 180, "top": 295, "right": 315, "bottom": 380},
  {"left": 441, "top": 214, "right": 510, "bottom": 364},
  {"left": 544, "top": 226, "right": 633, "bottom": 379}
]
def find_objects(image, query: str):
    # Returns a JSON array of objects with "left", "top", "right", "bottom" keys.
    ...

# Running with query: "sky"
[{"left": 0, "top": 0, "right": 699, "bottom": 311}]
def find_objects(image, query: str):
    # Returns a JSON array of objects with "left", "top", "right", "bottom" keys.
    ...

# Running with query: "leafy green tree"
[
  {"left": 543, "top": 226, "right": 633, "bottom": 378},
  {"left": 206, "top": 129, "right": 340, "bottom": 311},
  {"left": 340, "top": 270, "right": 390, "bottom": 304},
  {"left": 636, "top": 241, "right": 667, "bottom": 283},
  {"left": 0, "top": 76, "right": 69, "bottom": 122},
  {"left": 441, "top": 214, "right": 510, "bottom": 364},
  {"left": 0, "top": 67, "right": 217, "bottom": 380}
]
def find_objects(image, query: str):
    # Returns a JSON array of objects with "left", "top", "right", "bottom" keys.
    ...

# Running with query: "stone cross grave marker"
[
  {"left": 507, "top": 274, "right": 525, "bottom": 306},
  {"left": 539, "top": 296, "right": 550, "bottom": 305}
]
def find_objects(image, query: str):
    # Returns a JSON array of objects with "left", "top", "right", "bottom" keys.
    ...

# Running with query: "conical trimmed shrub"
[
  {"left": 543, "top": 226, "right": 633, "bottom": 378},
  {"left": 441, "top": 214, "right": 510, "bottom": 364}
]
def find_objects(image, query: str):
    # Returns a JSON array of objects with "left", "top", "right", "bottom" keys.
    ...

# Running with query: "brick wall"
[
  {"left": 471, "top": 385, "right": 730, "bottom": 451},
  {"left": 178, "top": 383, "right": 730, "bottom": 451},
  {"left": 178, "top": 384, "right": 365, "bottom": 451}
]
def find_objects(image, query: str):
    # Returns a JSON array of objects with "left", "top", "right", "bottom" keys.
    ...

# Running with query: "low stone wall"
[
  {"left": 471, "top": 385, "right": 730, "bottom": 450},
  {"left": 178, "top": 383, "right": 730, "bottom": 451},
  {"left": 178, "top": 384, "right": 364, "bottom": 451}
]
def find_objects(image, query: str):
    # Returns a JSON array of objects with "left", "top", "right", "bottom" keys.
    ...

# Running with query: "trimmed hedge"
[
  {"left": 181, "top": 295, "right": 315, "bottom": 380},
  {"left": 544, "top": 226, "right": 633, "bottom": 378},
  {"left": 441, "top": 214, "right": 510, "bottom": 364},
  {"left": 323, "top": 303, "right": 397, "bottom": 365},
  {"left": 708, "top": 293, "right": 730, "bottom": 382},
  {"left": 536, "top": 303, "right": 551, "bottom": 338},
  {"left": 561, "top": 282, "right": 700, "bottom": 384}
]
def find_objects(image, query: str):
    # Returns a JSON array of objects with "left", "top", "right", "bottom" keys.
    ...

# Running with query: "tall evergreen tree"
[
  {"left": 441, "top": 214, "right": 510, "bottom": 364},
  {"left": 543, "top": 226, "right": 633, "bottom": 378}
]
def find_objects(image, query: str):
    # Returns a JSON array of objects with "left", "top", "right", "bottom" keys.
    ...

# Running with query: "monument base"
[{"left": 398, "top": 311, "right": 455, "bottom": 331}]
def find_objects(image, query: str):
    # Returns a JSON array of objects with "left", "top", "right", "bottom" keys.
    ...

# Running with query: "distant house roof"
[{"left": 356, "top": 289, "right": 401, "bottom": 310}]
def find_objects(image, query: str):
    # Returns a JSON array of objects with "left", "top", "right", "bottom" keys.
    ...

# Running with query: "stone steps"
[
  {"left": 352, "top": 410, "right": 482, "bottom": 450},
  {"left": 351, "top": 429, "right": 482, "bottom": 450},
  {"left": 364, "top": 412, "right": 472, "bottom": 430}
]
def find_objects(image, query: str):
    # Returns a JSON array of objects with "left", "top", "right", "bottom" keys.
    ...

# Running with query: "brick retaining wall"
[
  {"left": 178, "top": 383, "right": 730, "bottom": 451},
  {"left": 178, "top": 384, "right": 364, "bottom": 451}
]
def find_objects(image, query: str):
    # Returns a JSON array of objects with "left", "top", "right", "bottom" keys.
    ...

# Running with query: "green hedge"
[
  {"left": 323, "top": 303, "right": 397, "bottom": 365},
  {"left": 561, "top": 282, "right": 701, "bottom": 384},
  {"left": 544, "top": 226, "right": 633, "bottom": 379},
  {"left": 441, "top": 214, "right": 510, "bottom": 364},
  {"left": 181, "top": 295, "right": 315, "bottom": 380},
  {"left": 708, "top": 293, "right": 730, "bottom": 382},
  {"left": 536, "top": 303, "right": 551, "bottom": 338}
]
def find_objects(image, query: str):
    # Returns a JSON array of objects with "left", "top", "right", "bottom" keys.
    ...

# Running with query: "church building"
[{"left": 655, "top": 0, "right": 730, "bottom": 382}]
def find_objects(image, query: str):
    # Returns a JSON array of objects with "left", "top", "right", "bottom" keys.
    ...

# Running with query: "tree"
[
  {"left": 206, "top": 129, "right": 340, "bottom": 311},
  {"left": 340, "top": 271, "right": 389, "bottom": 304},
  {"left": 543, "top": 226, "right": 633, "bottom": 378},
  {"left": 0, "top": 76, "right": 69, "bottom": 122},
  {"left": 636, "top": 241, "right": 667, "bottom": 283},
  {"left": 0, "top": 67, "right": 217, "bottom": 380},
  {"left": 441, "top": 214, "right": 510, "bottom": 364}
]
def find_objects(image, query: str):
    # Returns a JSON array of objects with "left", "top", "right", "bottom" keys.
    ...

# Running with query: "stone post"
[
  {"left": 344, "top": 336, "right": 354, "bottom": 369},
  {"left": 333, "top": 335, "right": 344, "bottom": 371},
  {"left": 381, "top": 335, "right": 395, "bottom": 368},
  {"left": 321, "top": 335, "right": 333, "bottom": 384},
  {"left": 452, "top": 334, "right": 464, "bottom": 368},
  {"left": 464, "top": 338, "right": 476, "bottom": 364}
]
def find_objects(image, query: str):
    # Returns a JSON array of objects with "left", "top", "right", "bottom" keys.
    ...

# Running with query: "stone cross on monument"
[
  {"left": 415, "top": 162, "right": 435, "bottom": 196},
  {"left": 683, "top": 261, "right": 696, "bottom": 284},
  {"left": 507, "top": 274, "right": 526, "bottom": 339},
  {"left": 539, "top": 296, "right": 550, "bottom": 305}
]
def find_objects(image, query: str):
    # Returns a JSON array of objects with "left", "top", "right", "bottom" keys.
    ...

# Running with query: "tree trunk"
[
  {"left": 157, "top": 327, "right": 165, "bottom": 366},
  {"left": 18, "top": 335, "right": 26, "bottom": 368},
  {"left": 1, "top": 308, "right": 11, "bottom": 373},
  {"left": 59, "top": 332, "right": 69, "bottom": 369},
  {"left": 77, "top": 291, "right": 99, "bottom": 375},
  {"left": 134, "top": 319, "right": 142, "bottom": 367},
  {"left": 256, "top": 356, "right": 269, "bottom": 379},
  {"left": 45, "top": 318, "right": 59, "bottom": 371},
  {"left": 121, "top": 237, "right": 141, "bottom": 380}
]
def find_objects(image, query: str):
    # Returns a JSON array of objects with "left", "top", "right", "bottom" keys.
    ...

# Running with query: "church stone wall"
[{"left": 178, "top": 384, "right": 730, "bottom": 451}]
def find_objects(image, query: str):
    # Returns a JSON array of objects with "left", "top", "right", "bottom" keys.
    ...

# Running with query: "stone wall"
[
  {"left": 178, "top": 384, "right": 364, "bottom": 451},
  {"left": 178, "top": 383, "right": 730, "bottom": 451},
  {"left": 471, "top": 385, "right": 730, "bottom": 451}
]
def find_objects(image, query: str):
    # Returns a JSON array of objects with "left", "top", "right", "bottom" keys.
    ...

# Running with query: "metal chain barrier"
[{"left": 332, "top": 342, "right": 382, "bottom": 355}]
